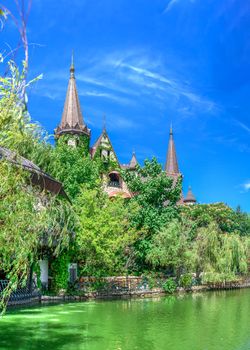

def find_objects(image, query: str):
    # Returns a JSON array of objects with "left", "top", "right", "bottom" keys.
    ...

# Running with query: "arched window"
[{"left": 108, "top": 172, "right": 121, "bottom": 188}]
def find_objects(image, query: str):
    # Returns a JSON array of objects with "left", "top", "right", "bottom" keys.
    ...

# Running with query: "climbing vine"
[{"left": 50, "top": 251, "right": 70, "bottom": 292}]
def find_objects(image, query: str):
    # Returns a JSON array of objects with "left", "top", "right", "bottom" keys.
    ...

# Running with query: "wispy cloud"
[
  {"left": 115, "top": 60, "right": 217, "bottom": 113},
  {"left": 76, "top": 74, "right": 138, "bottom": 96},
  {"left": 164, "top": 0, "right": 195, "bottom": 13},
  {"left": 164, "top": 0, "right": 180, "bottom": 13},
  {"left": 234, "top": 120, "right": 250, "bottom": 133},
  {"left": 85, "top": 108, "right": 140, "bottom": 131},
  {"left": 242, "top": 181, "right": 250, "bottom": 192},
  {"left": 32, "top": 49, "right": 218, "bottom": 119},
  {"left": 110, "top": 115, "right": 138, "bottom": 129},
  {"left": 212, "top": 134, "right": 250, "bottom": 154},
  {"left": 122, "top": 64, "right": 175, "bottom": 86},
  {"left": 78, "top": 90, "right": 132, "bottom": 105}
]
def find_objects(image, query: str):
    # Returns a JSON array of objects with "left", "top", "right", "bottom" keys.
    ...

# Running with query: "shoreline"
[
  {"left": 6, "top": 278, "right": 250, "bottom": 308},
  {"left": 41, "top": 280, "right": 250, "bottom": 303}
]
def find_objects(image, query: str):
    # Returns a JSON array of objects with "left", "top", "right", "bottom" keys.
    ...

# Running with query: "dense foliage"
[
  {"left": 49, "top": 136, "right": 100, "bottom": 200},
  {"left": 122, "top": 158, "right": 181, "bottom": 233},
  {"left": 122, "top": 158, "right": 182, "bottom": 272},
  {"left": 74, "top": 187, "right": 137, "bottom": 276},
  {"left": 0, "top": 62, "right": 73, "bottom": 310},
  {"left": 0, "top": 56, "right": 249, "bottom": 308}
]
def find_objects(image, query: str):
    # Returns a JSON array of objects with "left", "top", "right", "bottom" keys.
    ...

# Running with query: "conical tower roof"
[
  {"left": 55, "top": 53, "right": 90, "bottom": 137},
  {"left": 184, "top": 186, "right": 197, "bottom": 204},
  {"left": 129, "top": 151, "right": 138, "bottom": 169},
  {"left": 165, "top": 125, "right": 180, "bottom": 176}
]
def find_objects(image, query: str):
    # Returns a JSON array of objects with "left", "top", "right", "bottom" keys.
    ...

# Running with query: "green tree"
[
  {"left": 0, "top": 60, "right": 53, "bottom": 171},
  {"left": 123, "top": 157, "right": 181, "bottom": 232},
  {"left": 191, "top": 222, "right": 249, "bottom": 283},
  {"left": 0, "top": 62, "right": 73, "bottom": 311},
  {"left": 122, "top": 157, "right": 182, "bottom": 271},
  {"left": 74, "top": 186, "right": 138, "bottom": 276},
  {"left": 181, "top": 203, "right": 250, "bottom": 235},
  {"left": 0, "top": 162, "right": 73, "bottom": 309},
  {"left": 235, "top": 206, "right": 250, "bottom": 237},
  {"left": 146, "top": 220, "right": 192, "bottom": 279},
  {"left": 49, "top": 136, "right": 100, "bottom": 200}
]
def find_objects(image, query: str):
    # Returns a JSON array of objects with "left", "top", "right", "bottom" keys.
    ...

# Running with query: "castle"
[{"left": 54, "top": 57, "right": 196, "bottom": 204}]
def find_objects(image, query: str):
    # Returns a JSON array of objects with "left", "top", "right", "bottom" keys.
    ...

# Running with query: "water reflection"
[{"left": 0, "top": 289, "right": 249, "bottom": 350}]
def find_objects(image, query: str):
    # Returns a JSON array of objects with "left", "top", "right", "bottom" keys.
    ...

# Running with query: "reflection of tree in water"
[
  {"left": 0, "top": 291, "right": 250, "bottom": 350},
  {"left": 0, "top": 308, "right": 103, "bottom": 350}
]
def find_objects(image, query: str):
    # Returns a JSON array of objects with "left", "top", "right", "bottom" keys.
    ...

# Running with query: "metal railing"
[
  {"left": 108, "top": 181, "right": 121, "bottom": 188},
  {"left": 0, "top": 280, "right": 40, "bottom": 303}
]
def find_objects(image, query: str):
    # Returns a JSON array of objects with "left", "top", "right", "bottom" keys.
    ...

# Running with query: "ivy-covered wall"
[
  {"left": 56, "top": 133, "right": 90, "bottom": 156},
  {"left": 50, "top": 251, "right": 70, "bottom": 292},
  {"left": 93, "top": 133, "right": 119, "bottom": 174}
]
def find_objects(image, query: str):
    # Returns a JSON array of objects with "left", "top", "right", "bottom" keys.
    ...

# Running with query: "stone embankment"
[{"left": 41, "top": 276, "right": 250, "bottom": 303}]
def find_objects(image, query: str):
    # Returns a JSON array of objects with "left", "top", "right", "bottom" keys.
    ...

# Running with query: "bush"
[
  {"left": 50, "top": 252, "right": 70, "bottom": 293},
  {"left": 162, "top": 278, "right": 177, "bottom": 294},
  {"left": 179, "top": 274, "right": 192, "bottom": 288}
]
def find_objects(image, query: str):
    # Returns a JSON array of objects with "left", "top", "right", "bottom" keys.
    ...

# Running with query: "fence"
[{"left": 0, "top": 280, "right": 41, "bottom": 306}]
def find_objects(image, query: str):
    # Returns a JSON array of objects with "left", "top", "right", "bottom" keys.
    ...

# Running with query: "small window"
[{"left": 108, "top": 172, "right": 121, "bottom": 188}]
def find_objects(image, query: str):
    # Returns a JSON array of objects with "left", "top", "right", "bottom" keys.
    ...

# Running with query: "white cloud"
[
  {"left": 33, "top": 49, "right": 217, "bottom": 116},
  {"left": 85, "top": 108, "right": 140, "bottom": 131},
  {"left": 234, "top": 120, "right": 250, "bottom": 133},
  {"left": 122, "top": 64, "right": 175, "bottom": 86},
  {"left": 164, "top": 0, "right": 180, "bottom": 13},
  {"left": 76, "top": 74, "right": 138, "bottom": 96},
  {"left": 243, "top": 182, "right": 250, "bottom": 191},
  {"left": 117, "top": 61, "right": 217, "bottom": 113},
  {"left": 78, "top": 90, "right": 133, "bottom": 105},
  {"left": 164, "top": 0, "right": 195, "bottom": 13}
]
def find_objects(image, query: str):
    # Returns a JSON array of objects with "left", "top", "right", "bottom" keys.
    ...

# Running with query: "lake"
[{"left": 0, "top": 289, "right": 250, "bottom": 350}]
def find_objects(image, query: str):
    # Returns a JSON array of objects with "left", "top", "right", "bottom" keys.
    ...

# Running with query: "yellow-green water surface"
[{"left": 1, "top": 289, "right": 250, "bottom": 350}]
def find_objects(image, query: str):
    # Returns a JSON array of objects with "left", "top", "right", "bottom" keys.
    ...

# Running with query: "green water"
[{"left": 0, "top": 289, "right": 250, "bottom": 350}]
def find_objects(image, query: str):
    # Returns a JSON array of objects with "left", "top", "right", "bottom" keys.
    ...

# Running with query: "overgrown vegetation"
[
  {"left": 0, "top": 1, "right": 250, "bottom": 311},
  {"left": 0, "top": 61, "right": 74, "bottom": 311},
  {"left": 0, "top": 58, "right": 249, "bottom": 306}
]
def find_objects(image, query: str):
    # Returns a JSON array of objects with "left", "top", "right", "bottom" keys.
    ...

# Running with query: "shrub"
[
  {"left": 162, "top": 278, "right": 177, "bottom": 294},
  {"left": 179, "top": 274, "right": 193, "bottom": 288},
  {"left": 50, "top": 252, "right": 70, "bottom": 293}
]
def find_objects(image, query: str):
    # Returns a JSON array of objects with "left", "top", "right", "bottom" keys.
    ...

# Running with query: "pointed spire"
[
  {"left": 55, "top": 53, "right": 90, "bottom": 137},
  {"left": 170, "top": 121, "right": 173, "bottom": 135},
  {"left": 184, "top": 186, "right": 197, "bottom": 204},
  {"left": 165, "top": 124, "right": 180, "bottom": 176},
  {"left": 129, "top": 150, "right": 138, "bottom": 169},
  {"left": 103, "top": 114, "right": 107, "bottom": 133},
  {"left": 70, "top": 50, "right": 75, "bottom": 77}
]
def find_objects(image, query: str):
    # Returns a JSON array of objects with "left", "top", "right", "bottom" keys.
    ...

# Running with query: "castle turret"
[
  {"left": 165, "top": 125, "right": 184, "bottom": 203},
  {"left": 165, "top": 125, "right": 181, "bottom": 178},
  {"left": 129, "top": 151, "right": 138, "bottom": 169},
  {"left": 184, "top": 186, "right": 197, "bottom": 205},
  {"left": 54, "top": 53, "right": 90, "bottom": 140}
]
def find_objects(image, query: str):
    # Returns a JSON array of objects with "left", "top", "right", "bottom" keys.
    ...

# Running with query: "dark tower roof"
[
  {"left": 165, "top": 125, "right": 180, "bottom": 176},
  {"left": 184, "top": 186, "right": 197, "bottom": 204},
  {"left": 129, "top": 151, "right": 138, "bottom": 169},
  {"left": 55, "top": 53, "right": 90, "bottom": 137}
]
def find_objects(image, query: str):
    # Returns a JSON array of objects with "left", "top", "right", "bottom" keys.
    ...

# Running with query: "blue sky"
[{"left": 1, "top": 0, "right": 250, "bottom": 211}]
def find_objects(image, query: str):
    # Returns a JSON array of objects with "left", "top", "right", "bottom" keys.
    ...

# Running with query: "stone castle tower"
[
  {"left": 55, "top": 55, "right": 90, "bottom": 147},
  {"left": 55, "top": 57, "right": 196, "bottom": 203},
  {"left": 54, "top": 56, "right": 136, "bottom": 198},
  {"left": 165, "top": 125, "right": 197, "bottom": 205}
]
